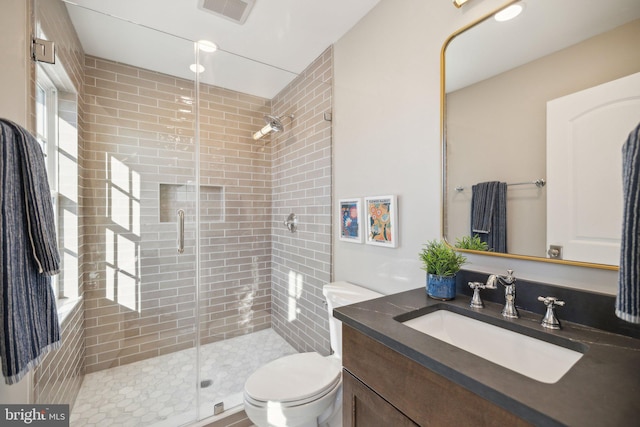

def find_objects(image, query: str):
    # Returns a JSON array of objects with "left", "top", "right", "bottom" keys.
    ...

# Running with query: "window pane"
[{"left": 36, "top": 84, "right": 47, "bottom": 154}]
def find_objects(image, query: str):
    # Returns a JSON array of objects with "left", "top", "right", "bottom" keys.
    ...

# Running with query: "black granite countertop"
[{"left": 334, "top": 287, "right": 640, "bottom": 427}]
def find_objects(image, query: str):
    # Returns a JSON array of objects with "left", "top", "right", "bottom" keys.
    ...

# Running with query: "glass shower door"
[
  {"left": 39, "top": 1, "right": 302, "bottom": 425},
  {"left": 57, "top": 4, "right": 202, "bottom": 425},
  {"left": 193, "top": 40, "right": 299, "bottom": 420}
]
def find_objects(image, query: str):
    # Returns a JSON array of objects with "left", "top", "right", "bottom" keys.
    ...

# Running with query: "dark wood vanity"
[
  {"left": 335, "top": 277, "right": 640, "bottom": 427},
  {"left": 342, "top": 324, "right": 530, "bottom": 426}
]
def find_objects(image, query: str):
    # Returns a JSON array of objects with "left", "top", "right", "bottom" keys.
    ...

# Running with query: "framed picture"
[
  {"left": 338, "top": 198, "right": 362, "bottom": 243},
  {"left": 364, "top": 195, "right": 397, "bottom": 248}
]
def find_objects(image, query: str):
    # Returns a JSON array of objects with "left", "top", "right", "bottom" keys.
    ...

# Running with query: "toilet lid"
[{"left": 244, "top": 352, "right": 341, "bottom": 404}]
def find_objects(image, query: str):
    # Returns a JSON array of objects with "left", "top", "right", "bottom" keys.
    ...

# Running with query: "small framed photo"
[
  {"left": 364, "top": 195, "right": 397, "bottom": 248},
  {"left": 338, "top": 199, "right": 362, "bottom": 243}
]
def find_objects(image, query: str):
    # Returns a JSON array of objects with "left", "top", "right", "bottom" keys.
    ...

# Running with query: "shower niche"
[{"left": 159, "top": 184, "right": 224, "bottom": 223}]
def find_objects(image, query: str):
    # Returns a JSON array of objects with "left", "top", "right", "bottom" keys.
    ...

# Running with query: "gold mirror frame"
[{"left": 440, "top": 1, "right": 618, "bottom": 271}]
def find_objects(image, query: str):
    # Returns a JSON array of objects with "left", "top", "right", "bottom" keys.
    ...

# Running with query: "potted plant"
[
  {"left": 419, "top": 239, "right": 467, "bottom": 300},
  {"left": 454, "top": 234, "right": 490, "bottom": 251}
]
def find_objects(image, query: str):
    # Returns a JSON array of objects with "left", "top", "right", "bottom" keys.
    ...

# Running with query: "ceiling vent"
[{"left": 198, "top": 0, "right": 256, "bottom": 25}]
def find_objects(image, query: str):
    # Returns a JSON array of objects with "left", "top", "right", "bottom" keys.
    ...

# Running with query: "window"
[
  {"left": 36, "top": 68, "right": 60, "bottom": 299},
  {"left": 36, "top": 64, "right": 79, "bottom": 309}
]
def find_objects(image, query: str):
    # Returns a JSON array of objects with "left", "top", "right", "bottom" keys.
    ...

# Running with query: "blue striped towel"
[
  {"left": 1, "top": 119, "right": 61, "bottom": 384},
  {"left": 616, "top": 122, "right": 640, "bottom": 324},
  {"left": 471, "top": 181, "right": 507, "bottom": 253}
]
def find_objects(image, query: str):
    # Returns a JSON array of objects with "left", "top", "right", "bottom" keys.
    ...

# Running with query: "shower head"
[
  {"left": 265, "top": 114, "right": 284, "bottom": 132},
  {"left": 252, "top": 114, "right": 293, "bottom": 140}
]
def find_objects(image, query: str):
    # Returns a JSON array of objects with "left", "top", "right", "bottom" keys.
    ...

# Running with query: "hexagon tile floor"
[{"left": 70, "top": 329, "right": 297, "bottom": 426}]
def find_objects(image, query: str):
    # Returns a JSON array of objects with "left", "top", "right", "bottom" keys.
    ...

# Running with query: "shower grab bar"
[{"left": 177, "top": 209, "right": 185, "bottom": 254}]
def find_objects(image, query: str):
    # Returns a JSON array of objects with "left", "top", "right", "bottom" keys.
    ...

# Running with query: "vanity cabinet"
[
  {"left": 342, "top": 324, "right": 531, "bottom": 427},
  {"left": 343, "top": 370, "right": 418, "bottom": 426}
]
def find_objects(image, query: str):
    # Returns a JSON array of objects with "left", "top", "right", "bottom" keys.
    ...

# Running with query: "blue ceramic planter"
[{"left": 426, "top": 274, "right": 456, "bottom": 300}]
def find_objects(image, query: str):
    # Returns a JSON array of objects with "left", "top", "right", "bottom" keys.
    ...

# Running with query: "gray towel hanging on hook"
[
  {"left": 0, "top": 118, "right": 61, "bottom": 384},
  {"left": 616, "top": 122, "right": 640, "bottom": 324}
]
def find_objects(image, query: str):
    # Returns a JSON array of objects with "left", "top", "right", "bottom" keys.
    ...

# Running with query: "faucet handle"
[
  {"left": 503, "top": 269, "right": 516, "bottom": 284},
  {"left": 537, "top": 296, "right": 565, "bottom": 307},
  {"left": 469, "top": 282, "right": 491, "bottom": 308},
  {"left": 537, "top": 296, "right": 565, "bottom": 329}
]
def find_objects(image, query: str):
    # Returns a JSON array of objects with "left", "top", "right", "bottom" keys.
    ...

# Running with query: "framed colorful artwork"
[
  {"left": 338, "top": 198, "right": 362, "bottom": 243},
  {"left": 364, "top": 195, "right": 397, "bottom": 248}
]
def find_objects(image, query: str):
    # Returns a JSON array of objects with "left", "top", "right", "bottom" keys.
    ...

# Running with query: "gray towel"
[
  {"left": 616, "top": 122, "right": 640, "bottom": 324},
  {"left": 0, "top": 118, "right": 61, "bottom": 384},
  {"left": 471, "top": 181, "right": 507, "bottom": 253}
]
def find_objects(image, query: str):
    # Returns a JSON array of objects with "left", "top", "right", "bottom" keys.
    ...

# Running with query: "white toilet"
[{"left": 243, "top": 282, "right": 383, "bottom": 427}]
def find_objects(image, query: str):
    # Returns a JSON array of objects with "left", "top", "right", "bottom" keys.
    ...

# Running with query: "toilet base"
[
  {"left": 244, "top": 381, "right": 342, "bottom": 427},
  {"left": 317, "top": 387, "right": 342, "bottom": 427}
]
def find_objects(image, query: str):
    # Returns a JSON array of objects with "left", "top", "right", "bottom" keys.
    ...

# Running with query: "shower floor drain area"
[{"left": 71, "top": 329, "right": 297, "bottom": 425}]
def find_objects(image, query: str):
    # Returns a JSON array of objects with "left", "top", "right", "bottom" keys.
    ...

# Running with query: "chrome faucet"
[
  {"left": 537, "top": 296, "right": 565, "bottom": 329},
  {"left": 487, "top": 269, "right": 519, "bottom": 319},
  {"left": 468, "top": 279, "right": 497, "bottom": 309}
]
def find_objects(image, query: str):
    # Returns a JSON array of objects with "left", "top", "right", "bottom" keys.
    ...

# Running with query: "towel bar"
[{"left": 455, "top": 179, "right": 546, "bottom": 192}]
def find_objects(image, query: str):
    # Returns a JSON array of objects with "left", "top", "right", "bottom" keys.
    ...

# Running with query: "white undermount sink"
[{"left": 402, "top": 309, "right": 584, "bottom": 384}]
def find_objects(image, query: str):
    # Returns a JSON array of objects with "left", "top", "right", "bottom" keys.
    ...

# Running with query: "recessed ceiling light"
[
  {"left": 190, "top": 63, "right": 205, "bottom": 73},
  {"left": 197, "top": 40, "right": 218, "bottom": 53},
  {"left": 495, "top": 3, "right": 524, "bottom": 22}
]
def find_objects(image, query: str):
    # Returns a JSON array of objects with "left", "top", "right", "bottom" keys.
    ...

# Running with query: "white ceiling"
[
  {"left": 446, "top": 0, "right": 640, "bottom": 92},
  {"left": 63, "top": 0, "right": 382, "bottom": 99},
  {"left": 63, "top": 0, "right": 640, "bottom": 99}
]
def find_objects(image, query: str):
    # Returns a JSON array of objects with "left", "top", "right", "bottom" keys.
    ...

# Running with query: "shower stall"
[{"left": 30, "top": 1, "right": 334, "bottom": 425}]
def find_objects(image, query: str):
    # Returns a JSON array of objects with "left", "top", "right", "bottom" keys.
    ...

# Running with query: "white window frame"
[{"left": 36, "top": 66, "right": 61, "bottom": 299}]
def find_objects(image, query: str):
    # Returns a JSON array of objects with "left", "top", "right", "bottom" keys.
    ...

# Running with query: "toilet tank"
[{"left": 322, "top": 282, "right": 383, "bottom": 358}]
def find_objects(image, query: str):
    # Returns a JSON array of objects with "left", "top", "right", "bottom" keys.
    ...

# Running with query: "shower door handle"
[{"left": 177, "top": 209, "right": 185, "bottom": 254}]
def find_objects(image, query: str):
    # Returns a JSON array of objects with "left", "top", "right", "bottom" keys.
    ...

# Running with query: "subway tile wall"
[
  {"left": 33, "top": 0, "right": 86, "bottom": 410},
  {"left": 33, "top": 302, "right": 84, "bottom": 406},
  {"left": 270, "top": 47, "right": 334, "bottom": 354},
  {"left": 197, "top": 82, "right": 273, "bottom": 345},
  {"left": 82, "top": 56, "right": 273, "bottom": 373}
]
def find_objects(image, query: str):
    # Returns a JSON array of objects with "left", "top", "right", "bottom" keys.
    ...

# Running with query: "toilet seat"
[{"left": 244, "top": 352, "right": 341, "bottom": 407}]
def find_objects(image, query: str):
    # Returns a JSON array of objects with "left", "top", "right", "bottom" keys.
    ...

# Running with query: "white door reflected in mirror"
[{"left": 546, "top": 72, "right": 640, "bottom": 265}]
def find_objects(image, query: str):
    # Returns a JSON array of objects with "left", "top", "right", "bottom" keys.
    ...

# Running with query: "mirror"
[{"left": 442, "top": 0, "right": 640, "bottom": 269}]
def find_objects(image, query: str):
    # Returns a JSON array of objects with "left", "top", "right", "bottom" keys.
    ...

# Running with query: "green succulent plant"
[
  {"left": 454, "top": 234, "right": 490, "bottom": 251},
  {"left": 419, "top": 239, "right": 467, "bottom": 277}
]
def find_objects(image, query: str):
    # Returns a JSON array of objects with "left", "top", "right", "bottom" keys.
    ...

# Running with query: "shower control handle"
[
  {"left": 284, "top": 213, "right": 297, "bottom": 233},
  {"left": 177, "top": 209, "right": 185, "bottom": 254}
]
